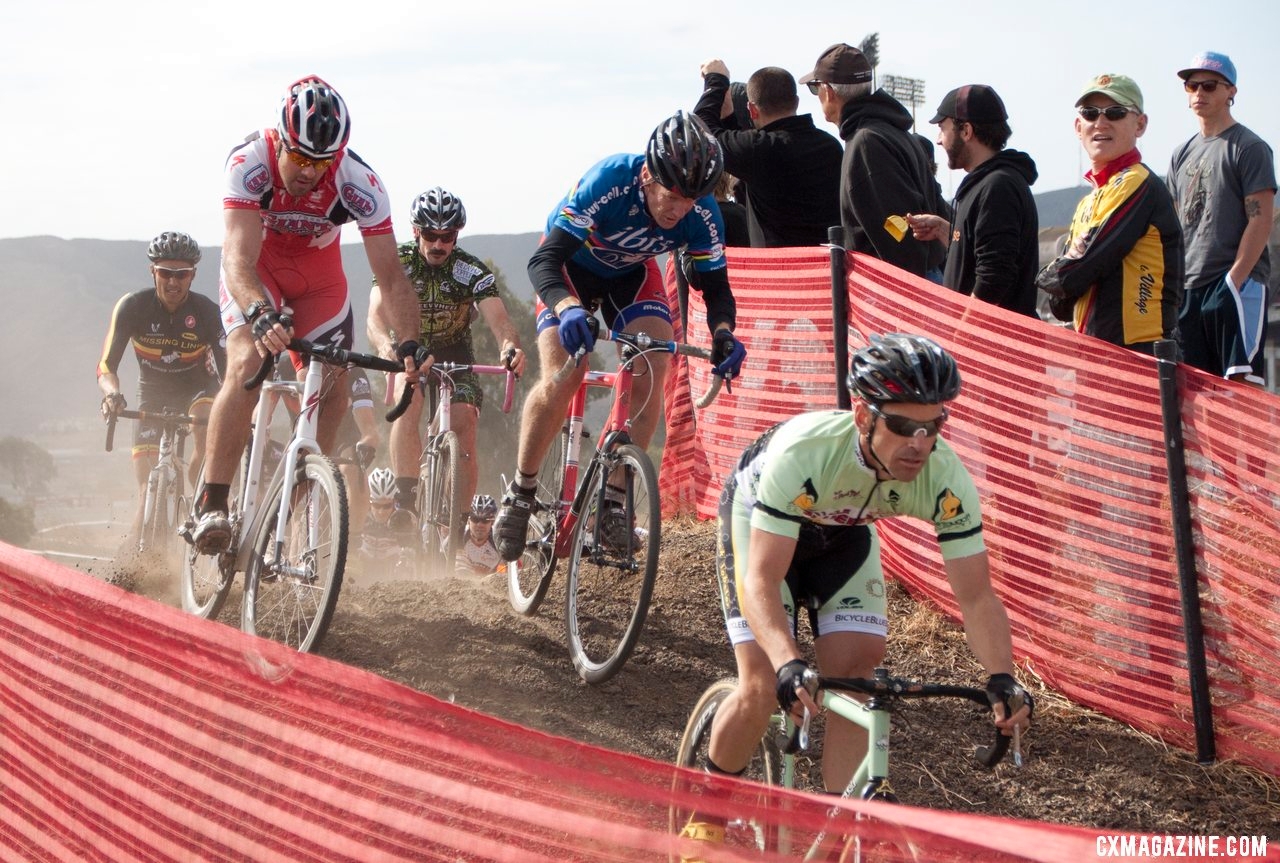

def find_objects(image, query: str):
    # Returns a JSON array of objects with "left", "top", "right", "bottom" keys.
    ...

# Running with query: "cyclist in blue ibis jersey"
[
  {"left": 680, "top": 333, "right": 1033, "bottom": 854},
  {"left": 494, "top": 110, "right": 747, "bottom": 561}
]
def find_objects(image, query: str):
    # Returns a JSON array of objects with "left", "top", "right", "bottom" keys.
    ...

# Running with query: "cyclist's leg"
[
  {"left": 289, "top": 307, "right": 356, "bottom": 456},
  {"left": 388, "top": 373, "right": 424, "bottom": 513},
  {"left": 187, "top": 392, "right": 214, "bottom": 487},
  {"left": 604, "top": 258, "right": 672, "bottom": 451},
  {"left": 449, "top": 401, "right": 481, "bottom": 511},
  {"left": 129, "top": 417, "right": 160, "bottom": 544},
  {"left": 806, "top": 526, "right": 888, "bottom": 792}
]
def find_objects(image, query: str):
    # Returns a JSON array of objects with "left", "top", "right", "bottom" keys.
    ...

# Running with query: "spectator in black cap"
[
  {"left": 694, "top": 59, "right": 843, "bottom": 248},
  {"left": 907, "top": 84, "right": 1040, "bottom": 316},
  {"left": 801, "top": 43, "right": 946, "bottom": 276}
]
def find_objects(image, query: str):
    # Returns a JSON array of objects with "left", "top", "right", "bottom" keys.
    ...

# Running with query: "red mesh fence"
[
  {"left": 0, "top": 544, "right": 1113, "bottom": 861},
  {"left": 660, "top": 249, "right": 1280, "bottom": 778}
]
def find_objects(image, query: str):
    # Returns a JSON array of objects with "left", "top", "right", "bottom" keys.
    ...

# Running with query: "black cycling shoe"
[{"left": 494, "top": 484, "right": 536, "bottom": 562}]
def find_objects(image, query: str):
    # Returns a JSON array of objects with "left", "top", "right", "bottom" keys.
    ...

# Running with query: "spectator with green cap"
[
  {"left": 1035, "top": 74, "right": 1183, "bottom": 354},
  {"left": 1168, "top": 51, "right": 1276, "bottom": 386}
]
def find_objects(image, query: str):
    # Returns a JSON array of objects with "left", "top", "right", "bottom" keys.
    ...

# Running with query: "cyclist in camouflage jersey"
[{"left": 379, "top": 187, "right": 526, "bottom": 528}]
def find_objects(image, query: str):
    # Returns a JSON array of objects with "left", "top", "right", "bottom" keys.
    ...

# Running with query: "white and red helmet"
[{"left": 278, "top": 76, "right": 351, "bottom": 159}]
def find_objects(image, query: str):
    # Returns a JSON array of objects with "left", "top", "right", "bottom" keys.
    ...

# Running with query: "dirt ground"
[{"left": 91, "top": 516, "right": 1278, "bottom": 841}]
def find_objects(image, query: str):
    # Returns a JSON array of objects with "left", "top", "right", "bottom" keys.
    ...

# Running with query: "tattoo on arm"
[{"left": 1245, "top": 198, "right": 1263, "bottom": 219}]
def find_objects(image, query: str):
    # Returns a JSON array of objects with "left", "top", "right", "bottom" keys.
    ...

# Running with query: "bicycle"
[
  {"left": 506, "top": 327, "right": 722, "bottom": 684},
  {"left": 179, "top": 333, "right": 406, "bottom": 653},
  {"left": 672, "top": 668, "right": 1018, "bottom": 861},
  {"left": 105, "top": 407, "right": 205, "bottom": 563},
  {"left": 400, "top": 360, "right": 516, "bottom": 576}
]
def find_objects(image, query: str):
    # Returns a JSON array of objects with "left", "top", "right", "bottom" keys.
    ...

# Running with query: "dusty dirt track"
[{"left": 94, "top": 516, "right": 1278, "bottom": 840}]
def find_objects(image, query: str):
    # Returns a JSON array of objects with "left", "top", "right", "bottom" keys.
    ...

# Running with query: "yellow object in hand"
[{"left": 884, "top": 215, "right": 908, "bottom": 242}]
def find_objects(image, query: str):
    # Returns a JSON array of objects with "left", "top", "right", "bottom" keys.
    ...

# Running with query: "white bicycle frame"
[{"left": 231, "top": 357, "right": 330, "bottom": 572}]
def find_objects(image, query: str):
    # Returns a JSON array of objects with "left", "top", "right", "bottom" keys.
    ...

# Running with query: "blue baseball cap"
[{"left": 1178, "top": 51, "right": 1237, "bottom": 86}]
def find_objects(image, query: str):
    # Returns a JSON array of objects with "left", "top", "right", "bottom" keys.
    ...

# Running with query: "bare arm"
[
  {"left": 1228, "top": 189, "right": 1275, "bottom": 288},
  {"left": 944, "top": 550, "right": 1015, "bottom": 676},
  {"left": 739, "top": 527, "right": 802, "bottom": 670},
  {"left": 221, "top": 208, "right": 269, "bottom": 312},
  {"left": 476, "top": 296, "right": 527, "bottom": 377},
  {"left": 364, "top": 232, "right": 419, "bottom": 360}
]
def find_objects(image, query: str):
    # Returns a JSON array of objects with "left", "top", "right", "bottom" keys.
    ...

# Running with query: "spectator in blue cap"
[{"left": 1168, "top": 51, "right": 1276, "bottom": 386}]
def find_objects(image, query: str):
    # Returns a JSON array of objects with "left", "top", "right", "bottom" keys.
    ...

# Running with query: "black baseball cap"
[
  {"left": 799, "top": 43, "right": 873, "bottom": 86},
  {"left": 930, "top": 84, "right": 1008, "bottom": 124}
]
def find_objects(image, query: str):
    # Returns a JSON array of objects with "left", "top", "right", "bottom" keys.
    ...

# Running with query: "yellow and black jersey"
[{"left": 97, "top": 289, "right": 225, "bottom": 402}]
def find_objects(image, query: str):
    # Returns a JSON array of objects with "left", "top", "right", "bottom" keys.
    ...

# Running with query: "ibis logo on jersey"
[
  {"left": 243, "top": 165, "right": 270, "bottom": 196},
  {"left": 933, "top": 488, "right": 965, "bottom": 522},
  {"left": 792, "top": 478, "right": 818, "bottom": 512},
  {"left": 340, "top": 183, "right": 376, "bottom": 219},
  {"left": 599, "top": 226, "right": 678, "bottom": 256}
]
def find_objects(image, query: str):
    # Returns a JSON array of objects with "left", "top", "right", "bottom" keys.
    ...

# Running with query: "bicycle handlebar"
[
  {"left": 244, "top": 336, "right": 406, "bottom": 421},
  {"left": 554, "top": 329, "right": 723, "bottom": 408},
  {"left": 384, "top": 361, "right": 519, "bottom": 423},
  {"left": 792, "top": 673, "right": 1013, "bottom": 770},
  {"left": 104, "top": 409, "right": 206, "bottom": 453}
]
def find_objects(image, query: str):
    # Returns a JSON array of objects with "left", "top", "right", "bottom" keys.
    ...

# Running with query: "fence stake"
[{"left": 1154, "top": 338, "right": 1215, "bottom": 764}]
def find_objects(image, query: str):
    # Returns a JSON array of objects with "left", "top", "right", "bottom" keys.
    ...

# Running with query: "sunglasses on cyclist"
[
  {"left": 1183, "top": 79, "right": 1225, "bottom": 93},
  {"left": 1076, "top": 105, "right": 1137, "bottom": 122},
  {"left": 469, "top": 515, "right": 494, "bottom": 525},
  {"left": 282, "top": 146, "right": 334, "bottom": 172},
  {"left": 421, "top": 230, "right": 459, "bottom": 244},
  {"left": 153, "top": 266, "right": 196, "bottom": 278},
  {"left": 867, "top": 403, "right": 948, "bottom": 438}
]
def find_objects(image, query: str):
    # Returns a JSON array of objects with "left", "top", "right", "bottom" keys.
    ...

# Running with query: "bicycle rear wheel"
[
  {"left": 180, "top": 458, "right": 238, "bottom": 620},
  {"left": 242, "top": 454, "right": 347, "bottom": 653},
  {"left": 564, "top": 441, "right": 659, "bottom": 684},
  {"left": 671, "top": 679, "right": 781, "bottom": 858},
  {"left": 507, "top": 425, "right": 566, "bottom": 616},
  {"left": 421, "top": 430, "right": 463, "bottom": 576}
]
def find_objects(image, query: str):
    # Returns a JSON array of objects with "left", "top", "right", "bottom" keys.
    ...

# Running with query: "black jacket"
[
  {"left": 837, "top": 91, "right": 945, "bottom": 276},
  {"left": 943, "top": 150, "right": 1040, "bottom": 316},
  {"left": 694, "top": 73, "right": 843, "bottom": 248}
]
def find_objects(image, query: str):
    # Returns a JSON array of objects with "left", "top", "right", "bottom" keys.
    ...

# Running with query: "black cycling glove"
[
  {"left": 775, "top": 659, "right": 812, "bottom": 712},
  {"left": 251, "top": 309, "right": 289, "bottom": 342},
  {"left": 395, "top": 340, "right": 432, "bottom": 371},
  {"left": 986, "top": 673, "right": 1034, "bottom": 719}
]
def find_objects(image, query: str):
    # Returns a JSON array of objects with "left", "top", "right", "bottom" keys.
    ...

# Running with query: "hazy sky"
[{"left": 4, "top": 0, "right": 1277, "bottom": 249}]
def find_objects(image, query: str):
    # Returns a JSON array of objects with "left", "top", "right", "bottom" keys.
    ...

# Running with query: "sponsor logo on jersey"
[
  {"left": 150, "top": 323, "right": 161, "bottom": 333},
  {"left": 933, "top": 488, "right": 965, "bottom": 522},
  {"left": 792, "top": 478, "right": 818, "bottom": 511},
  {"left": 836, "top": 596, "right": 863, "bottom": 609},
  {"left": 866, "top": 578, "right": 885, "bottom": 598},
  {"left": 185, "top": 315, "right": 196, "bottom": 329},
  {"left": 244, "top": 165, "right": 270, "bottom": 195},
  {"left": 340, "top": 183, "right": 376, "bottom": 219},
  {"left": 566, "top": 211, "right": 593, "bottom": 230},
  {"left": 452, "top": 259, "right": 484, "bottom": 284}
]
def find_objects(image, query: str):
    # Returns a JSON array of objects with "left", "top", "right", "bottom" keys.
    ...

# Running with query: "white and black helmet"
[
  {"left": 410, "top": 187, "right": 467, "bottom": 231},
  {"left": 848, "top": 333, "right": 962, "bottom": 405},
  {"left": 147, "top": 231, "right": 201, "bottom": 264},
  {"left": 645, "top": 110, "right": 724, "bottom": 199},
  {"left": 367, "top": 468, "right": 396, "bottom": 503},
  {"left": 278, "top": 75, "right": 351, "bottom": 159}
]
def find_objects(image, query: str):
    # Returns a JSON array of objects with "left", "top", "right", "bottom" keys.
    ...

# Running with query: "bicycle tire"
[
  {"left": 242, "top": 454, "right": 347, "bottom": 653},
  {"left": 507, "top": 425, "right": 566, "bottom": 616},
  {"left": 564, "top": 441, "right": 659, "bottom": 684},
  {"left": 671, "top": 678, "right": 781, "bottom": 858},
  {"left": 421, "top": 430, "right": 463, "bottom": 576},
  {"left": 180, "top": 458, "right": 238, "bottom": 620}
]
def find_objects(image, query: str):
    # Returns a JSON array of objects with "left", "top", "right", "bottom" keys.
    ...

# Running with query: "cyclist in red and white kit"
[{"left": 190, "top": 75, "right": 420, "bottom": 553}]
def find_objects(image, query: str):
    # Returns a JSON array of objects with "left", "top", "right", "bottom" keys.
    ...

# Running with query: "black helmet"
[
  {"left": 848, "top": 333, "right": 962, "bottom": 404},
  {"left": 278, "top": 76, "right": 351, "bottom": 159},
  {"left": 645, "top": 110, "right": 724, "bottom": 199},
  {"left": 147, "top": 231, "right": 201, "bottom": 264},
  {"left": 411, "top": 187, "right": 467, "bottom": 231}
]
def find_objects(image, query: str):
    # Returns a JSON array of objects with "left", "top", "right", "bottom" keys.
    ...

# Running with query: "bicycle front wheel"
[
  {"left": 242, "top": 454, "right": 348, "bottom": 653},
  {"left": 421, "top": 430, "right": 463, "bottom": 576},
  {"left": 671, "top": 679, "right": 782, "bottom": 857},
  {"left": 564, "top": 441, "right": 659, "bottom": 684},
  {"left": 180, "top": 459, "right": 237, "bottom": 620},
  {"left": 508, "top": 425, "right": 566, "bottom": 616}
]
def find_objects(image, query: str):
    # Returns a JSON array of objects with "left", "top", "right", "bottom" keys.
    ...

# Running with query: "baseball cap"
[
  {"left": 1177, "top": 51, "right": 1237, "bottom": 86},
  {"left": 799, "top": 43, "right": 873, "bottom": 86},
  {"left": 1075, "top": 74, "right": 1144, "bottom": 112},
  {"left": 930, "top": 84, "right": 1008, "bottom": 124}
]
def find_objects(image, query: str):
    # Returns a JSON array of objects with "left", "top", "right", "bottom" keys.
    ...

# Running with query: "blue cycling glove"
[
  {"left": 558, "top": 306, "right": 596, "bottom": 356},
  {"left": 711, "top": 330, "right": 746, "bottom": 380}
]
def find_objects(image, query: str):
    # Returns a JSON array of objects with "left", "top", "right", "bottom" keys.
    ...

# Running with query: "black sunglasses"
[
  {"left": 1183, "top": 79, "right": 1224, "bottom": 93},
  {"left": 805, "top": 81, "right": 823, "bottom": 95},
  {"left": 1077, "top": 105, "right": 1137, "bottom": 122},
  {"left": 868, "top": 403, "right": 948, "bottom": 438}
]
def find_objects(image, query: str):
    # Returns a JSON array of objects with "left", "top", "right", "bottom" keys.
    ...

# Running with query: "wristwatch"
[{"left": 244, "top": 299, "right": 272, "bottom": 322}]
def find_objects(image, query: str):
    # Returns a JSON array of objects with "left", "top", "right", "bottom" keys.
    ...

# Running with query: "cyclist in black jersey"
[{"left": 97, "top": 231, "right": 225, "bottom": 546}]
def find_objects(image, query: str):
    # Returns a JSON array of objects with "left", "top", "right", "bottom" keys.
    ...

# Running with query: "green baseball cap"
[{"left": 1075, "top": 73, "right": 1144, "bottom": 112}]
